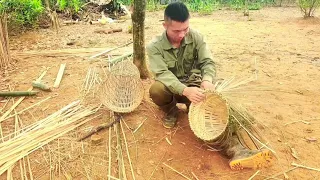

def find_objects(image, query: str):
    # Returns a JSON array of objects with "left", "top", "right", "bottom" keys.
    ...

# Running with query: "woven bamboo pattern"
[
  {"left": 99, "top": 60, "right": 144, "bottom": 113},
  {"left": 189, "top": 92, "right": 229, "bottom": 141}
]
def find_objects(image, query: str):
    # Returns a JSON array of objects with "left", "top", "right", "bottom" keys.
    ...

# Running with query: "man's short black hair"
[{"left": 164, "top": 2, "right": 190, "bottom": 22}]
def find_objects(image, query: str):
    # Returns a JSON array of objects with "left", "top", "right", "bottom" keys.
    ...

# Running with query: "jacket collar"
[{"left": 161, "top": 30, "right": 193, "bottom": 50}]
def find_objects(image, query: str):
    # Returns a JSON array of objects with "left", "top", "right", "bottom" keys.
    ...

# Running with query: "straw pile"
[
  {"left": 0, "top": 14, "right": 10, "bottom": 69},
  {"left": 0, "top": 100, "right": 99, "bottom": 175}
]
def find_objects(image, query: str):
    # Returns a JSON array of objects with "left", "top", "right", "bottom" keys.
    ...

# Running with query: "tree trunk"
[
  {"left": 243, "top": 0, "right": 249, "bottom": 16},
  {"left": 0, "top": 14, "right": 10, "bottom": 70},
  {"left": 132, "top": 0, "right": 149, "bottom": 79}
]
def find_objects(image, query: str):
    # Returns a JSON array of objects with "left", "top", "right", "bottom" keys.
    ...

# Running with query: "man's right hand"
[{"left": 182, "top": 87, "right": 205, "bottom": 104}]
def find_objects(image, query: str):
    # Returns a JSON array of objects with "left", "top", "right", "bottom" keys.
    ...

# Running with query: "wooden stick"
[
  {"left": 191, "top": 172, "right": 199, "bottom": 180},
  {"left": 0, "top": 91, "right": 38, "bottom": 97},
  {"left": 53, "top": 64, "right": 66, "bottom": 88},
  {"left": 120, "top": 120, "right": 136, "bottom": 180},
  {"left": 264, "top": 167, "right": 298, "bottom": 180},
  {"left": 63, "top": 20, "right": 80, "bottom": 25},
  {"left": 133, "top": 118, "right": 147, "bottom": 133},
  {"left": 77, "top": 116, "right": 120, "bottom": 141},
  {"left": 108, "top": 112, "right": 113, "bottom": 180},
  {"left": 109, "top": 52, "right": 133, "bottom": 64},
  {"left": 89, "top": 41, "right": 133, "bottom": 59},
  {"left": 32, "top": 81, "right": 52, "bottom": 91},
  {"left": 94, "top": 28, "right": 122, "bottom": 34},
  {"left": 3, "top": 96, "right": 51, "bottom": 121},
  {"left": 291, "top": 162, "right": 320, "bottom": 172},
  {"left": 148, "top": 152, "right": 166, "bottom": 180},
  {"left": 248, "top": 170, "right": 260, "bottom": 180},
  {"left": 162, "top": 163, "right": 192, "bottom": 180}
]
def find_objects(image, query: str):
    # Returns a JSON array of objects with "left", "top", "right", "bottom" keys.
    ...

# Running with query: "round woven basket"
[
  {"left": 99, "top": 60, "right": 144, "bottom": 113},
  {"left": 188, "top": 92, "right": 229, "bottom": 141}
]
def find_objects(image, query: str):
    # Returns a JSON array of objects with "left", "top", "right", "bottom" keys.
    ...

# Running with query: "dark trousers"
[{"left": 149, "top": 81, "right": 190, "bottom": 113}]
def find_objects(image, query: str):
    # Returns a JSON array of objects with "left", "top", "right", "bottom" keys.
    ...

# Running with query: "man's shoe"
[
  {"left": 229, "top": 149, "right": 273, "bottom": 170},
  {"left": 163, "top": 107, "right": 179, "bottom": 129}
]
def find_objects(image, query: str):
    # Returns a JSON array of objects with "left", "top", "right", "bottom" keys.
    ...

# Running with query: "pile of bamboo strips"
[
  {"left": 0, "top": 14, "right": 10, "bottom": 69},
  {"left": 0, "top": 100, "right": 99, "bottom": 175}
]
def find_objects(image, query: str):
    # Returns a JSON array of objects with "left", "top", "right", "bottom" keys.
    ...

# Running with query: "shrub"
[
  {"left": 0, "top": 0, "right": 44, "bottom": 26},
  {"left": 297, "top": 0, "right": 320, "bottom": 17}
]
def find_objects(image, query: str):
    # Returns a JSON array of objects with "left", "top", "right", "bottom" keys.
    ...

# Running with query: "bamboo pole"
[
  {"left": 0, "top": 91, "right": 39, "bottom": 97},
  {"left": 54, "top": 64, "right": 66, "bottom": 88},
  {"left": 109, "top": 52, "right": 133, "bottom": 64},
  {"left": 89, "top": 41, "right": 133, "bottom": 59}
]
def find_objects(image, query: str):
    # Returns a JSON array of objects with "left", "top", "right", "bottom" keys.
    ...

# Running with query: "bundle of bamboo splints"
[
  {"left": 0, "top": 100, "right": 100, "bottom": 175},
  {"left": 0, "top": 14, "right": 10, "bottom": 69}
]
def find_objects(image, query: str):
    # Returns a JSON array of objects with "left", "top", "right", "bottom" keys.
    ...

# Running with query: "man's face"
[{"left": 163, "top": 19, "right": 189, "bottom": 44}]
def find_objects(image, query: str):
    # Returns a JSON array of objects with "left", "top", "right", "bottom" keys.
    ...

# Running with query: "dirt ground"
[{"left": 1, "top": 6, "right": 320, "bottom": 180}]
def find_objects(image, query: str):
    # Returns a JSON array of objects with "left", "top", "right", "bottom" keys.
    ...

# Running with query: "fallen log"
[{"left": 94, "top": 28, "right": 122, "bottom": 34}]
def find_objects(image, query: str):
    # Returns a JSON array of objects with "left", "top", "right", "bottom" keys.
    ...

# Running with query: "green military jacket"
[{"left": 147, "top": 28, "right": 216, "bottom": 95}]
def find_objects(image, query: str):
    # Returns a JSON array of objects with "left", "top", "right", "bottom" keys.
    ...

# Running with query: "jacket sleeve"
[
  {"left": 147, "top": 44, "right": 187, "bottom": 95},
  {"left": 195, "top": 33, "right": 216, "bottom": 83}
]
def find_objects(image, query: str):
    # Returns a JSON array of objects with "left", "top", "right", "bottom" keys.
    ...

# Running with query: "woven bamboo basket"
[
  {"left": 99, "top": 60, "right": 144, "bottom": 113},
  {"left": 188, "top": 91, "right": 229, "bottom": 141}
]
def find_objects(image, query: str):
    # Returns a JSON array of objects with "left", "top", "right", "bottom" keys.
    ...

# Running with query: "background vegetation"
[{"left": 0, "top": 0, "right": 319, "bottom": 31}]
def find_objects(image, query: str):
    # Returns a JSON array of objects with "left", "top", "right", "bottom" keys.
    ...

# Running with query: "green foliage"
[
  {"left": 119, "top": 0, "right": 132, "bottom": 5},
  {"left": 248, "top": 2, "right": 262, "bottom": 10},
  {"left": 57, "top": 0, "right": 82, "bottom": 13},
  {"left": 187, "top": 0, "right": 220, "bottom": 14},
  {"left": 0, "top": 0, "right": 44, "bottom": 26},
  {"left": 297, "top": 0, "right": 320, "bottom": 17}
]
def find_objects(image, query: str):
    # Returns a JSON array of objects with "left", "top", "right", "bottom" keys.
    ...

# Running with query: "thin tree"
[
  {"left": 132, "top": 0, "right": 149, "bottom": 79},
  {"left": 0, "top": 13, "right": 10, "bottom": 69}
]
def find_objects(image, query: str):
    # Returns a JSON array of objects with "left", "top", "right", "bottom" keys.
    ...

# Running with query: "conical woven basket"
[
  {"left": 99, "top": 60, "right": 144, "bottom": 113},
  {"left": 188, "top": 91, "right": 229, "bottom": 141}
]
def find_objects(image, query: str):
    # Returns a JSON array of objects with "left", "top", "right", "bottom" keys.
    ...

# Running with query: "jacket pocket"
[
  {"left": 183, "top": 52, "right": 195, "bottom": 73},
  {"left": 166, "top": 60, "right": 177, "bottom": 74}
]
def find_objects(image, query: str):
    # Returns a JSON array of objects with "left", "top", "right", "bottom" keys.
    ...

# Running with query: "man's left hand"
[{"left": 201, "top": 81, "right": 215, "bottom": 91}]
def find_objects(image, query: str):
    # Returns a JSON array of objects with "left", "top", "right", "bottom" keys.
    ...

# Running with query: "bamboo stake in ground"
[{"left": 54, "top": 64, "right": 66, "bottom": 88}]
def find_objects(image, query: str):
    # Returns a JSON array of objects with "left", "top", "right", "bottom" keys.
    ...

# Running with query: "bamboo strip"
[
  {"left": 53, "top": 64, "right": 66, "bottom": 88},
  {"left": 89, "top": 41, "right": 133, "bottom": 59},
  {"left": 162, "top": 163, "right": 192, "bottom": 180},
  {"left": 0, "top": 102, "right": 99, "bottom": 174},
  {"left": 0, "top": 69, "right": 48, "bottom": 141},
  {"left": 120, "top": 120, "right": 135, "bottom": 180},
  {"left": 3, "top": 96, "right": 51, "bottom": 121}
]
